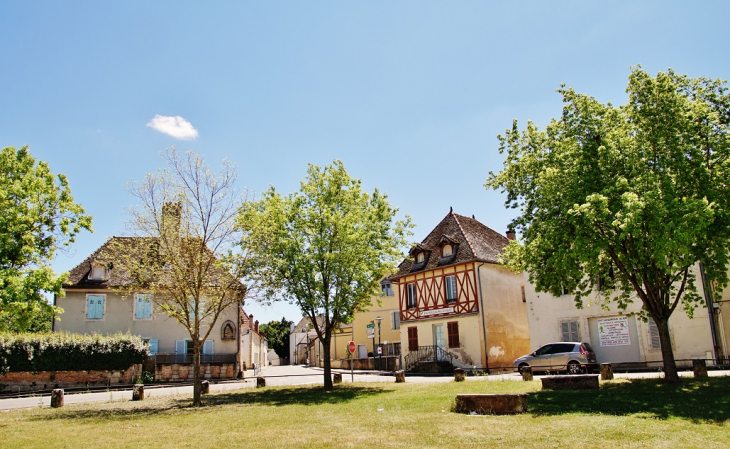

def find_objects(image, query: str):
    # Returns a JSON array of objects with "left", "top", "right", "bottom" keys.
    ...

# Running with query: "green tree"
[
  {"left": 0, "top": 146, "right": 92, "bottom": 332},
  {"left": 120, "top": 149, "right": 251, "bottom": 406},
  {"left": 259, "top": 317, "right": 293, "bottom": 361},
  {"left": 487, "top": 67, "right": 730, "bottom": 383},
  {"left": 237, "top": 160, "right": 411, "bottom": 389}
]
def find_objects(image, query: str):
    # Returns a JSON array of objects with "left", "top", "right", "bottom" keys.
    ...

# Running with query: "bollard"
[
  {"left": 693, "top": 359, "right": 708, "bottom": 378},
  {"left": 600, "top": 363, "right": 614, "bottom": 381},
  {"left": 520, "top": 366, "right": 533, "bottom": 381},
  {"left": 132, "top": 384, "right": 145, "bottom": 401},
  {"left": 394, "top": 370, "right": 405, "bottom": 383},
  {"left": 454, "top": 368, "right": 465, "bottom": 382},
  {"left": 200, "top": 380, "right": 210, "bottom": 395},
  {"left": 333, "top": 372, "right": 342, "bottom": 384},
  {"left": 51, "top": 389, "right": 64, "bottom": 408},
  {"left": 256, "top": 376, "right": 266, "bottom": 388}
]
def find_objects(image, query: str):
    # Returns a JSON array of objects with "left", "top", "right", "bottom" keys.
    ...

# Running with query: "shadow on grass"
[
  {"left": 28, "top": 385, "right": 390, "bottom": 422},
  {"left": 529, "top": 377, "right": 730, "bottom": 424}
]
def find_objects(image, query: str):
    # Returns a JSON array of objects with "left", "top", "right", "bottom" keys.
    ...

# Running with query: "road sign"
[
  {"left": 377, "top": 347, "right": 382, "bottom": 355},
  {"left": 348, "top": 341, "right": 356, "bottom": 354},
  {"left": 366, "top": 323, "right": 374, "bottom": 329}
]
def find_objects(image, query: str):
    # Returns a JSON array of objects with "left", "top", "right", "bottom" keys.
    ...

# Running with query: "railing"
[
  {"left": 404, "top": 345, "right": 454, "bottom": 372},
  {"left": 153, "top": 353, "right": 238, "bottom": 365},
  {"left": 254, "top": 364, "right": 261, "bottom": 376}
]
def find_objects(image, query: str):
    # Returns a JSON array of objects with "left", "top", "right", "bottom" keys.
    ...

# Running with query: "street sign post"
[{"left": 348, "top": 340, "right": 355, "bottom": 382}]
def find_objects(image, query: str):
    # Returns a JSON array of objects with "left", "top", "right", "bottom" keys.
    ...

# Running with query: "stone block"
[
  {"left": 693, "top": 359, "right": 708, "bottom": 378},
  {"left": 132, "top": 385, "right": 144, "bottom": 401},
  {"left": 200, "top": 380, "right": 210, "bottom": 395},
  {"left": 394, "top": 370, "right": 405, "bottom": 383},
  {"left": 520, "top": 366, "right": 533, "bottom": 381},
  {"left": 454, "top": 368, "right": 465, "bottom": 382},
  {"left": 256, "top": 377, "right": 266, "bottom": 388},
  {"left": 454, "top": 394, "right": 527, "bottom": 415},
  {"left": 541, "top": 374, "right": 599, "bottom": 390},
  {"left": 51, "top": 389, "right": 64, "bottom": 408},
  {"left": 600, "top": 363, "right": 614, "bottom": 380},
  {"left": 333, "top": 372, "right": 342, "bottom": 384}
]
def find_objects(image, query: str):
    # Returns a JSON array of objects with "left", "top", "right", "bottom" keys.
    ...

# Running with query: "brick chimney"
[
  {"left": 254, "top": 320, "right": 259, "bottom": 333},
  {"left": 506, "top": 229, "right": 516, "bottom": 240}
]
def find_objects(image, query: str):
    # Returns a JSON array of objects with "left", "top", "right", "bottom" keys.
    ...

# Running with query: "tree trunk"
[
  {"left": 193, "top": 342, "right": 202, "bottom": 406},
  {"left": 322, "top": 336, "right": 333, "bottom": 390},
  {"left": 654, "top": 316, "right": 680, "bottom": 383}
]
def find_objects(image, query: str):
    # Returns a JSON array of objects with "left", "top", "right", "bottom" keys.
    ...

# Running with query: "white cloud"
[{"left": 146, "top": 115, "right": 199, "bottom": 140}]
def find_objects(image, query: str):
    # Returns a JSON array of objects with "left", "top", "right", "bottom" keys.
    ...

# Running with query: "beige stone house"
[
  {"left": 54, "top": 236, "right": 264, "bottom": 379},
  {"left": 390, "top": 210, "right": 530, "bottom": 372}
]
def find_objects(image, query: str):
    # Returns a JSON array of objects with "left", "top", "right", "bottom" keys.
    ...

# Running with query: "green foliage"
[
  {"left": 487, "top": 67, "right": 730, "bottom": 382},
  {"left": 0, "top": 146, "right": 92, "bottom": 332},
  {"left": 259, "top": 317, "right": 293, "bottom": 360},
  {"left": 237, "top": 160, "right": 412, "bottom": 387},
  {"left": 0, "top": 332, "right": 147, "bottom": 373}
]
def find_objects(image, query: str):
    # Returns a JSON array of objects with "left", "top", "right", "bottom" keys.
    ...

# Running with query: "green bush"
[{"left": 0, "top": 332, "right": 148, "bottom": 373}]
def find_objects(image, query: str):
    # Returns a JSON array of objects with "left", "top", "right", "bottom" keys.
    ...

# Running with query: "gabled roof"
[
  {"left": 64, "top": 236, "right": 244, "bottom": 291},
  {"left": 391, "top": 210, "right": 509, "bottom": 279}
]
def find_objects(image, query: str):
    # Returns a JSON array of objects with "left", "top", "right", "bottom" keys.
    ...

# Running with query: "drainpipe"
[
  {"left": 236, "top": 305, "right": 241, "bottom": 376},
  {"left": 700, "top": 262, "right": 723, "bottom": 361},
  {"left": 476, "top": 262, "right": 489, "bottom": 373}
]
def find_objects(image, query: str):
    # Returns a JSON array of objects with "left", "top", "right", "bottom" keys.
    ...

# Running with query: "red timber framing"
[{"left": 397, "top": 262, "right": 479, "bottom": 322}]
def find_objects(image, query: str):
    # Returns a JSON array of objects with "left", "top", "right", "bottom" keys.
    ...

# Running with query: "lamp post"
[{"left": 375, "top": 316, "right": 382, "bottom": 371}]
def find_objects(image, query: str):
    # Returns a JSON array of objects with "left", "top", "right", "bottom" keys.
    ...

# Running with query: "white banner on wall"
[{"left": 597, "top": 316, "right": 631, "bottom": 347}]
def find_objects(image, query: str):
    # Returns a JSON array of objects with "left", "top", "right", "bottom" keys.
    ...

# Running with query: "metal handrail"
[{"left": 404, "top": 345, "right": 455, "bottom": 371}]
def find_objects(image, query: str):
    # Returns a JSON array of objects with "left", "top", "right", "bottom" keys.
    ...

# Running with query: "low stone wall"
[
  {"left": 0, "top": 364, "right": 143, "bottom": 393},
  {"left": 335, "top": 356, "right": 399, "bottom": 371},
  {"left": 454, "top": 394, "right": 528, "bottom": 415},
  {"left": 155, "top": 363, "right": 236, "bottom": 382}
]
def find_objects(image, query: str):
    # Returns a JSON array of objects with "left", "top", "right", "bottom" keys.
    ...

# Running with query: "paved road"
[{"left": 1, "top": 365, "right": 727, "bottom": 411}]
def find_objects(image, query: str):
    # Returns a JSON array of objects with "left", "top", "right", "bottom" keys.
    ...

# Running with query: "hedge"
[{"left": 0, "top": 332, "right": 148, "bottom": 373}]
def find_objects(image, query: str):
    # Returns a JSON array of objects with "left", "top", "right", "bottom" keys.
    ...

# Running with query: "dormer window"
[
  {"left": 416, "top": 252, "right": 425, "bottom": 264},
  {"left": 442, "top": 244, "right": 453, "bottom": 257},
  {"left": 90, "top": 262, "right": 106, "bottom": 281}
]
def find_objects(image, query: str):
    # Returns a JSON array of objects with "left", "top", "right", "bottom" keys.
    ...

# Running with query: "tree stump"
[
  {"left": 454, "top": 368, "right": 465, "bottom": 382},
  {"left": 256, "top": 377, "right": 266, "bottom": 388},
  {"left": 394, "top": 370, "right": 405, "bottom": 383},
  {"left": 333, "top": 372, "right": 342, "bottom": 384},
  {"left": 693, "top": 359, "right": 708, "bottom": 378},
  {"left": 600, "top": 363, "right": 614, "bottom": 380},
  {"left": 520, "top": 366, "right": 533, "bottom": 381},
  {"left": 200, "top": 380, "right": 210, "bottom": 395},
  {"left": 132, "top": 384, "right": 145, "bottom": 401},
  {"left": 51, "top": 389, "right": 64, "bottom": 408}
]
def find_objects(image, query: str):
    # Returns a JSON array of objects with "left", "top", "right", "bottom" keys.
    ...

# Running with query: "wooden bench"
[
  {"left": 454, "top": 394, "right": 528, "bottom": 415},
  {"left": 541, "top": 374, "right": 599, "bottom": 390}
]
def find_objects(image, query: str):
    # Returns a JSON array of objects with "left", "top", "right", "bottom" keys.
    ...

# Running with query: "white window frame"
[
  {"left": 134, "top": 293, "right": 153, "bottom": 320},
  {"left": 391, "top": 310, "right": 400, "bottom": 330},
  {"left": 647, "top": 320, "right": 661, "bottom": 350},
  {"left": 90, "top": 264, "right": 106, "bottom": 281},
  {"left": 406, "top": 283, "right": 417, "bottom": 309},
  {"left": 445, "top": 275, "right": 457, "bottom": 303},
  {"left": 560, "top": 319, "right": 580, "bottom": 342},
  {"left": 442, "top": 244, "right": 453, "bottom": 257},
  {"left": 85, "top": 294, "right": 106, "bottom": 320},
  {"left": 381, "top": 281, "right": 393, "bottom": 297}
]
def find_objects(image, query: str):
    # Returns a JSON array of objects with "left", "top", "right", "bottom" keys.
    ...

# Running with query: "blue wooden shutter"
[
  {"left": 88, "top": 295, "right": 103, "bottom": 319},
  {"left": 176, "top": 340, "right": 187, "bottom": 354},
  {"left": 135, "top": 295, "right": 143, "bottom": 319},
  {"left": 149, "top": 339, "right": 159, "bottom": 354},
  {"left": 203, "top": 340, "right": 214, "bottom": 355}
]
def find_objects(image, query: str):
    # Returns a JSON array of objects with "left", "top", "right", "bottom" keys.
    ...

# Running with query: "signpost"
[{"left": 348, "top": 340, "right": 356, "bottom": 382}]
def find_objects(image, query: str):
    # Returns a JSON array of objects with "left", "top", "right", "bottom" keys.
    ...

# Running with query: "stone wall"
[
  {"left": 154, "top": 363, "right": 236, "bottom": 382},
  {"left": 0, "top": 364, "right": 143, "bottom": 393}
]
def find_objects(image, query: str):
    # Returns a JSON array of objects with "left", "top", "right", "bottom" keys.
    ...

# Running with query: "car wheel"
[
  {"left": 518, "top": 363, "right": 529, "bottom": 373},
  {"left": 567, "top": 361, "right": 582, "bottom": 375}
]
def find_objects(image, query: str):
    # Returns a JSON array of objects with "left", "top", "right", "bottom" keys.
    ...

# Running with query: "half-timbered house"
[{"left": 390, "top": 209, "right": 530, "bottom": 371}]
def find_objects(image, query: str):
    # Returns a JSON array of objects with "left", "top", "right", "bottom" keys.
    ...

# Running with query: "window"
[
  {"left": 86, "top": 294, "right": 105, "bottom": 319},
  {"left": 447, "top": 321, "right": 460, "bottom": 348},
  {"left": 648, "top": 320, "right": 661, "bottom": 350},
  {"left": 561, "top": 284, "right": 570, "bottom": 296},
  {"left": 90, "top": 265, "right": 105, "bottom": 280},
  {"left": 203, "top": 340, "right": 215, "bottom": 355},
  {"left": 391, "top": 310, "right": 400, "bottom": 330},
  {"left": 189, "top": 298, "right": 205, "bottom": 321},
  {"left": 392, "top": 342, "right": 401, "bottom": 356},
  {"left": 134, "top": 294, "right": 152, "bottom": 319},
  {"left": 561, "top": 320, "right": 580, "bottom": 342},
  {"left": 144, "top": 339, "right": 159, "bottom": 355},
  {"left": 381, "top": 281, "right": 393, "bottom": 297},
  {"left": 406, "top": 283, "right": 417, "bottom": 309},
  {"left": 176, "top": 340, "right": 187, "bottom": 354},
  {"left": 445, "top": 275, "right": 457, "bottom": 303},
  {"left": 442, "top": 244, "right": 453, "bottom": 257},
  {"left": 407, "top": 327, "right": 418, "bottom": 351}
]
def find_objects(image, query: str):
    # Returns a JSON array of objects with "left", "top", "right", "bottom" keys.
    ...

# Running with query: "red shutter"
[
  {"left": 408, "top": 327, "right": 418, "bottom": 352},
  {"left": 447, "top": 322, "right": 459, "bottom": 348}
]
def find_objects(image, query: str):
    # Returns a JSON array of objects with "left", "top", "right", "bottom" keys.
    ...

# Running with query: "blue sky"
[{"left": 2, "top": 2, "right": 728, "bottom": 324}]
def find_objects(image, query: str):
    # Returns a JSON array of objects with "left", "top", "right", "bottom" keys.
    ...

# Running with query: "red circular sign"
[{"left": 348, "top": 341, "right": 356, "bottom": 354}]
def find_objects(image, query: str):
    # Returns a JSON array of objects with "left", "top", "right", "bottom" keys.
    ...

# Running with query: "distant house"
[
  {"left": 288, "top": 316, "right": 352, "bottom": 366},
  {"left": 54, "top": 236, "right": 264, "bottom": 379},
  {"left": 390, "top": 209, "right": 530, "bottom": 371}
]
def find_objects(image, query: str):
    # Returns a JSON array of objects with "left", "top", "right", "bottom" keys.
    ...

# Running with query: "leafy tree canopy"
[
  {"left": 0, "top": 146, "right": 92, "bottom": 332},
  {"left": 486, "top": 67, "right": 730, "bottom": 382},
  {"left": 237, "top": 160, "right": 412, "bottom": 388},
  {"left": 259, "top": 317, "right": 293, "bottom": 360}
]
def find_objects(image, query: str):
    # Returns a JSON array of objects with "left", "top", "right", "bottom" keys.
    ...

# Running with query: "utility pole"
[{"left": 375, "top": 316, "right": 382, "bottom": 371}]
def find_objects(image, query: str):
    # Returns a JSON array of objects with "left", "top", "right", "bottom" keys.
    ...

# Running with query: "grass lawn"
[{"left": 1, "top": 377, "right": 728, "bottom": 448}]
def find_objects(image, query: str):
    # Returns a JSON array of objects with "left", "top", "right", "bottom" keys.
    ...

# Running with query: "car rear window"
[
  {"left": 552, "top": 343, "right": 576, "bottom": 354},
  {"left": 581, "top": 343, "right": 594, "bottom": 352}
]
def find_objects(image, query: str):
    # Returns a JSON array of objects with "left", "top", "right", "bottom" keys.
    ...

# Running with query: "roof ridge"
[{"left": 452, "top": 212, "right": 476, "bottom": 256}]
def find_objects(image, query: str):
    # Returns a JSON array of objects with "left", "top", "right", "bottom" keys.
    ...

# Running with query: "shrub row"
[{"left": 0, "top": 332, "right": 148, "bottom": 373}]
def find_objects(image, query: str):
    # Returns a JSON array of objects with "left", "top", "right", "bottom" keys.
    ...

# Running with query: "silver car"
[{"left": 514, "top": 342, "right": 597, "bottom": 374}]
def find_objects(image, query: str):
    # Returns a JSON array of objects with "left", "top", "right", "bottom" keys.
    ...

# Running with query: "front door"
[
  {"left": 357, "top": 344, "right": 367, "bottom": 359},
  {"left": 434, "top": 324, "right": 445, "bottom": 361}
]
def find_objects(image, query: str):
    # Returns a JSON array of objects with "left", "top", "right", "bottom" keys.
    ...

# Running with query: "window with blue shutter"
[
  {"left": 87, "top": 295, "right": 104, "bottom": 319},
  {"left": 149, "top": 339, "right": 159, "bottom": 355},
  {"left": 203, "top": 340, "right": 214, "bottom": 355},
  {"left": 445, "top": 276, "right": 457, "bottom": 303},
  {"left": 175, "top": 340, "right": 187, "bottom": 354},
  {"left": 135, "top": 294, "right": 152, "bottom": 319}
]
